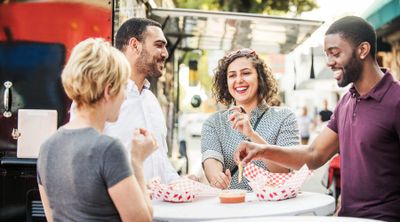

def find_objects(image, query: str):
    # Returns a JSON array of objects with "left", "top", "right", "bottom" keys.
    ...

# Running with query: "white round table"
[
  {"left": 153, "top": 192, "right": 335, "bottom": 222},
  {"left": 208, "top": 216, "right": 383, "bottom": 222}
]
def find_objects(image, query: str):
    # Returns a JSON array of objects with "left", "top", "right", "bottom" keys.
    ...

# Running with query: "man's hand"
[{"left": 234, "top": 141, "right": 267, "bottom": 164}]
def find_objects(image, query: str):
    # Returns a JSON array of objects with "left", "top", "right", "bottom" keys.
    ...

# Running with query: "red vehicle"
[{"left": 0, "top": 1, "right": 113, "bottom": 221}]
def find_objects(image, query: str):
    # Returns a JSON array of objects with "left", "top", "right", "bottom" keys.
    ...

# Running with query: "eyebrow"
[
  {"left": 227, "top": 68, "right": 252, "bottom": 73},
  {"left": 155, "top": 39, "right": 167, "bottom": 46},
  {"left": 325, "top": 46, "right": 339, "bottom": 54}
]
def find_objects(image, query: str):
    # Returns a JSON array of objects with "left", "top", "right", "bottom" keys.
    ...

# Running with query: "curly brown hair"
[{"left": 212, "top": 49, "right": 279, "bottom": 106}]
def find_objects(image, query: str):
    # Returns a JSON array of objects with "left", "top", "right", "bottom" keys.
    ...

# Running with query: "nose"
[
  {"left": 161, "top": 47, "right": 169, "bottom": 60},
  {"left": 236, "top": 74, "right": 244, "bottom": 82},
  {"left": 326, "top": 56, "right": 335, "bottom": 68}
]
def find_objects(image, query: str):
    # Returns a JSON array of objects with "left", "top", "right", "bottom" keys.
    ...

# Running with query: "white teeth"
[
  {"left": 333, "top": 70, "right": 342, "bottom": 80},
  {"left": 333, "top": 70, "right": 342, "bottom": 75},
  {"left": 236, "top": 87, "right": 247, "bottom": 91}
]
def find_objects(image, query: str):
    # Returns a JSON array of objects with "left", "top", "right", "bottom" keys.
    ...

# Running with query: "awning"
[
  {"left": 363, "top": 0, "right": 400, "bottom": 35},
  {"left": 149, "top": 8, "right": 323, "bottom": 54},
  {"left": 296, "top": 67, "right": 339, "bottom": 91}
]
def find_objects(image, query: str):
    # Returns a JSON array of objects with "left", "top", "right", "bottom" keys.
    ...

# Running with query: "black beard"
[
  {"left": 148, "top": 62, "right": 163, "bottom": 78},
  {"left": 137, "top": 50, "right": 163, "bottom": 78},
  {"left": 338, "top": 51, "right": 363, "bottom": 87}
]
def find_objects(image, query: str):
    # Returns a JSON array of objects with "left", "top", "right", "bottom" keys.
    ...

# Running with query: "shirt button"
[{"left": 353, "top": 113, "right": 356, "bottom": 117}]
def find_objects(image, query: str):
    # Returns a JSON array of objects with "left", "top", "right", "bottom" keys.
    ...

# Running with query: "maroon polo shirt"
[{"left": 327, "top": 70, "right": 400, "bottom": 221}]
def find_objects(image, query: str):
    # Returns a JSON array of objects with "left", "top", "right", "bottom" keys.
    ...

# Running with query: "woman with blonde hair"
[
  {"left": 37, "top": 38, "right": 156, "bottom": 222},
  {"left": 201, "top": 49, "right": 300, "bottom": 190}
]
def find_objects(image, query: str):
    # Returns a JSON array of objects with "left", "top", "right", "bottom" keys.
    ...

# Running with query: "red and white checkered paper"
[
  {"left": 149, "top": 177, "right": 221, "bottom": 203},
  {"left": 244, "top": 163, "right": 311, "bottom": 201}
]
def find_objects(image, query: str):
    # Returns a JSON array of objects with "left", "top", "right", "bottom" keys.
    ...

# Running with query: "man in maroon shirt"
[{"left": 234, "top": 16, "right": 400, "bottom": 221}]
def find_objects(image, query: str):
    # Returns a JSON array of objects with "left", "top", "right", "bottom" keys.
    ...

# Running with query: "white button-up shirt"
[{"left": 70, "top": 79, "right": 179, "bottom": 183}]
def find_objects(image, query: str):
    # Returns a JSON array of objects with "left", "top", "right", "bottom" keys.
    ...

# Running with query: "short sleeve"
[
  {"left": 276, "top": 109, "right": 300, "bottom": 146},
  {"left": 37, "top": 166, "right": 42, "bottom": 185},
  {"left": 396, "top": 101, "right": 400, "bottom": 142},
  {"left": 37, "top": 141, "right": 48, "bottom": 186},
  {"left": 102, "top": 140, "right": 133, "bottom": 188},
  {"left": 327, "top": 102, "right": 341, "bottom": 133},
  {"left": 201, "top": 114, "right": 224, "bottom": 164}
]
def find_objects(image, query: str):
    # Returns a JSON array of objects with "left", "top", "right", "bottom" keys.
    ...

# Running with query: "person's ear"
[
  {"left": 358, "top": 42, "right": 370, "bottom": 60},
  {"left": 128, "top": 37, "right": 141, "bottom": 54},
  {"left": 103, "top": 84, "right": 112, "bottom": 102}
]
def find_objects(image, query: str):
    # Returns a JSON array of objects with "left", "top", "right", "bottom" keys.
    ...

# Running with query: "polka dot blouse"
[{"left": 201, "top": 103, "right": 300, "bottom": 190}]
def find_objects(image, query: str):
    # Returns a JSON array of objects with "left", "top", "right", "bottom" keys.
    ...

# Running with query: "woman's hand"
[
  {"left": 208, "top": 169, "right": 231, "bottom": 189},
  {"left": 185, "top": 174, "right": 200, "bottom": 182},
  {"left": 204, "top": 159, "right": 231, "bottom": 189},
  {"left": 131, "top": 128, "right": 158, "bottom": 164},
  {"left": 228, "top": 106, "right": 254, "bottom": 138}
]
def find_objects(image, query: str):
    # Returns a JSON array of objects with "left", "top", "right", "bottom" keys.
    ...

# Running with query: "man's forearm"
[
  {"left": 262, "top": 145, "right": 317, "bottom": 170},
  {"left": 251, "top": 127, "right": 339, "bottom": 171}
]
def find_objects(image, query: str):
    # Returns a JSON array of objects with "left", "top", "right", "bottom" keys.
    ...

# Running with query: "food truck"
[
  {"left": 0, "top": 1, "right": 131, "bottom": 221},
  {"left": 0, "top": 1, "right": 322, "bottom": 221}
]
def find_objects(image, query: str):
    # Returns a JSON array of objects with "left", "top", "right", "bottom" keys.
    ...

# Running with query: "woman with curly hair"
[{"left": 201, "top": 49, "right": 300, "bottom": 190}]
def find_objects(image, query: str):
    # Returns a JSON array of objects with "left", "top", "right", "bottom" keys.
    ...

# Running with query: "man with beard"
[
  {"left": 68, "top": 18, "right": 181, "bottom": 183},
  {"left": 103, "top": 18, "right": 185, "bottom": 184},
  {"left": 234, "top": 16, "right": 400, "bottom": 221}
]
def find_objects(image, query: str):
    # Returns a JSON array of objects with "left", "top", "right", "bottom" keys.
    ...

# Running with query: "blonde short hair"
[{"left": 61, "top": 38, "right": 130, "bottom": 108}]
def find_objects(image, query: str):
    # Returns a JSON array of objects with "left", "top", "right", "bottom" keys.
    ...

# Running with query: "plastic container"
[{"left": 219, "top": 189, "right": 247, "bottom": 203}]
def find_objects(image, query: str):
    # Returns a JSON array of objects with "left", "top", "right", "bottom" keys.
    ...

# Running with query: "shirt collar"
[
  {"left": 249, "top": 100, "right": 269, "bottom": 120},
  {"left": 230, "top": 100, "right": 269, "bottom": 115},
  {"left": 349, "top": 68, "right": 393, "bottom": 102},
  {"left": 254, "top": 100, "right": 269, "bottom": 113},
  {"left": 126, "top": 78, "right": 151, "bottom": 94}
]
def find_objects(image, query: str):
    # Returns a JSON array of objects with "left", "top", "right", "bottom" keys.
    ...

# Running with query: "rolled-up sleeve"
[
  {"left": 201, "top": 114, "right": 224, "bottom": 165},
  {"left": 276, "top": 109, "right": 300, "bottom": 146}
]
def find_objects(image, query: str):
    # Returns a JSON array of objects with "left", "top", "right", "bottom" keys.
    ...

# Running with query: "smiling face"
[
  {"left": 226, "top": 57, "right": 259, "bottom": 106},
  {"left": 324, "top": 33, "right": 363, "bottom": 87},
  {"left": 136, "top": 26, "right": 169, "bottom": 78}
]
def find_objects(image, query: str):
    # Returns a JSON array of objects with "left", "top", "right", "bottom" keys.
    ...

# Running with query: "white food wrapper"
[
  {"left": 244, "top": 163, "right": 312, "bottom": 201},
  {"left": 149, "top": 177, "right": 221, "bottom": 202}
]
